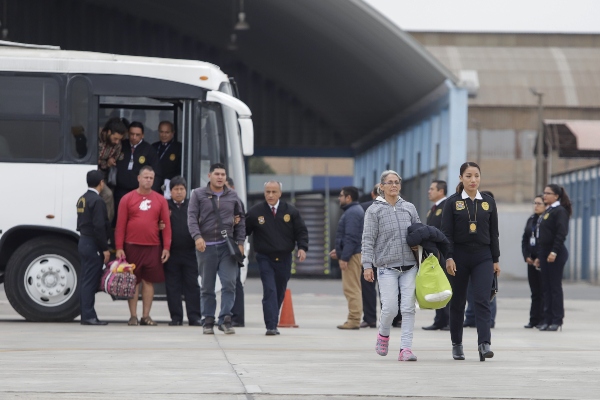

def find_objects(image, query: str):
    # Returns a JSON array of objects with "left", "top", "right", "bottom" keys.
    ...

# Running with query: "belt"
[{"left": 392, "top": 265, "right": 415, "bottom": 272}]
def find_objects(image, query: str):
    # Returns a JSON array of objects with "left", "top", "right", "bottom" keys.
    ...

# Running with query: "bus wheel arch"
[{"left": 4, "top": 235, "right": 81, "bottom": 322}]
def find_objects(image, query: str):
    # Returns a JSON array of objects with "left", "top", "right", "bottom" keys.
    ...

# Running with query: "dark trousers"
[
  {"left": 449, "top": 246, "right": 494, "bottom": 345},
  {"left": 527, "top": 263, "right": 544, "bottom": 325},
  {"left": 256, "top": 253, "right": 292, "bottom": 330},
  {"left": 433, "top": 303, "right": 450, "bottom": 327},
  {"left": 164, "top": 250, "right": 201, "bottom": 322},
  {"left": 78, "top": 236, "right": 104, "bottom": 321},
  {"left": 465, "top": 281, "right": 497, "bottom": 325},
  {"left": 361, "top": 267, "right": 377, "bottom": 324},
  {"left": 231, "top": 269, "right": 245, "bottom": 325},
  {"left": 539, "top": 246, "right": 568, "bottom": 325}
]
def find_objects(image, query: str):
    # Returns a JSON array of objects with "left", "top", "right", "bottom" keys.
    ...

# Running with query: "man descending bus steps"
[
  {"left": 115, "top": 166, "right": 172, "bottom": 326},
  {"left": 114, "top": 121, "right": 161, "bottom": 211},
  {"left": 76, "top": 170, "right": 111, "bottom": 326},
  {"left": 187, "top": 163, "right": 246, "bottom": 335},
  {"left": 151, "top": 121, "right": 182, "bottom": 198}
]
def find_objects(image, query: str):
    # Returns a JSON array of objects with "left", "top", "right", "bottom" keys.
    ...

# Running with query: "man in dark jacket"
[
  {"left": 359, "top": 184, "right": 379, "bottom": 328},
  {"left": 76, "top": 170, "right": 111, "bottom": 325},
  {"left": 114, "top": 121, "right": 161, "bottom": 209},
  {"left": 330, "top": 186, "right": 364, "bottom": 330},
  {"left": 164, "top": 176, "right": 202, "bottom": 326},
  {"left": 151, "top": 121, "right": 182, "bottom": 196},
  {"left": 246, "top": 181, "right": 308, "bottom": 335},
  {"left": 422, "top": 180, "right": 450, "bottom": 331},
  {"left": 187, "top": 163, "right": 245, "bottom": 335}
]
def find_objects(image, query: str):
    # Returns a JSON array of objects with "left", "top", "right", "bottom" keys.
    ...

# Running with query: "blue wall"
[{"left": 354, "top": 80, "right": 468, "bottom": 215}]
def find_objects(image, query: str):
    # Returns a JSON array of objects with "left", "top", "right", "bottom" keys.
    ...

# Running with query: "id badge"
[
  {"left": 128, "top": 160, "right": 134, "bottom": 170},
  {"left": 530, "top": 236, "right": 536, "bottom": 247},
  {"left": 468, "top": 220, "right": 477, "bottom": 235}
]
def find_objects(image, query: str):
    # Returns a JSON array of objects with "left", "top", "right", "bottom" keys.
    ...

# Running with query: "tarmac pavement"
[{"left": 0, "top": 277, "right": 599, "bottom": 400}]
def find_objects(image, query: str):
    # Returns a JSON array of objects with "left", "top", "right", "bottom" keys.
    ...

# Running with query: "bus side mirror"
[{"left": 239, "top": 118, "right": 254, "bottom": 156}]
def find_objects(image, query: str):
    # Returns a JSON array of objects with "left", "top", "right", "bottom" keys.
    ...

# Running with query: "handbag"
[
  {"left": 99, "top": 256, "right": 137, "bottom": 299},
  {"left": 491, "top": 272, "right": 498, "bottom": 301},
  {"left": 415, "top": 246, "right": 453, "bottom": 309},
  {"left": 209, "top": 195, "right": 245, "bottom": 265}
]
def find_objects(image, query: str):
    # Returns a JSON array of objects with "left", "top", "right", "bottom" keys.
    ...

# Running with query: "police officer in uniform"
[
  {"left": 114, "top": 121, "right": 161, "bottom": 209},
  {"left": 534, "top": 184, "right": 572, "bottom": 332},
  {"left": 76, "top": 170, "right": 111, "bottom": 325},
  {"left": 441, "top": 162, "right": 500, "bottom": 362},
  {"left": 246, "top": 181, "right": 309, "bottom": 335},
  {"left": 422, "top": 180, "right": 450, "bottom": 331},
  {"left": 152, "top": 121, "right": 182, "bottom": 196}
]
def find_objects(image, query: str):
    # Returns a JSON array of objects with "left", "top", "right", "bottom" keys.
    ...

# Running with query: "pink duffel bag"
[{"left": 98, "top": 256, "right": 137, "bottom": 299}]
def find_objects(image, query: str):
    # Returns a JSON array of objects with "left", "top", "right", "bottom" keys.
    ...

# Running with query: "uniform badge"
[
  {"left": 435, "top": 209, "right": 442, "bottom": 216},
  {"left": 481, "top": 202, "right": 490, "bottom": 211},
  {"left": 169, "top": 153, "right": 176, "bottom": 161},
  {"left": 427, "top": 210, "right": 431, "bottom": 218},
  {"left": 139, "top": 156, "right": 146, "bottom": 164},
  {"left": 284, "top": 214, "right": 291, "bottom": 222},
  {"left": 544, "top": 213, "right": 549, "bottom": 220},
  {"left": 76, "top": 197, "right": 85, "bottom": 213},
  {"left": 258, "top": 216, "right": 265, "bottom": 225},
  {"left": 455, "top": 201, "right": 465, "bottom": 211}
]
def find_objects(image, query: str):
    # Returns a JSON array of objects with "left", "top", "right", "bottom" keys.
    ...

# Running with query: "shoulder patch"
[
  {"left": 435, "top": 209, "right": 442, "bottom": 216},
  {"left": 544, "top": 213, "right": 550, "bottom": 220},
  {"left": 455, "top": 201, "right": 465, "bottom": 211},
  {"left": 284, "top": 214, "right": 291, "bottom": 222},
  {"left": 481, "top": 202, "right": 489, "bottom": 211}
]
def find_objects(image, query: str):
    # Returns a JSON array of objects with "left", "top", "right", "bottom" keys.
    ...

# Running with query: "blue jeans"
[
  {"left": 197, "top": 243, "right": 238, "bottom": 325},
  {"left": 377, "top": 266, "right": 417, "bottom": 350}
]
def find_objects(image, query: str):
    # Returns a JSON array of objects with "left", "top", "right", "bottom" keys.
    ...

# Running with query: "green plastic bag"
[{"left": 415, "top": 249, "right": 452, "bottom": 310}]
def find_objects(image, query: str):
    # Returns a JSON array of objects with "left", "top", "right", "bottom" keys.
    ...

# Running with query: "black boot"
[
  {"left": 203, "top": 317, "right": 215, "bottom": 334},
  {"left": 478, "top": 343, "right": 494, "bottom": 362},
  {"left": 452, "top": 343, "right": 465, "bottom": 360}
]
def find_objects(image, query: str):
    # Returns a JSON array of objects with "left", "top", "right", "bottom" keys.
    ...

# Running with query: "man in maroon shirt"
[{"left": 115, "top": 166, "right": 172, "bottom": 326}]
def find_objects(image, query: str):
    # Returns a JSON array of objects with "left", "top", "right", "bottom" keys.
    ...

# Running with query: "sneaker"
[
  {"left": 398, "top": 348, "right": 417, "bottom": 361},
  {"left": 375, "top": 333, "right": 389, "bottom": 356},
  {"left": 203, "top": 317, "right": 215, "bottom": 335},
  {"left": 218, "top": 315, "right": 235, "bottom": 335}
]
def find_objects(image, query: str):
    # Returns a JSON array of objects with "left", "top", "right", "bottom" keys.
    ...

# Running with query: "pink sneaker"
[
  {"left": 398, "top": 348, "right": 417, "bottom": 361},
  {"left": 375, "top": 333, "right": 389, "bottom": 356}
]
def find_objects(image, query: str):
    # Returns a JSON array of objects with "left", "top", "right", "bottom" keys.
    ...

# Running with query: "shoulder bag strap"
[{"left": 209, "top": 196, "right": 228, "bottom": 239}]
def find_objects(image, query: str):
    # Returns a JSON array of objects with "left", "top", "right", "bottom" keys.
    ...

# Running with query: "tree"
[{"left": 248, "top": 157, "right": 275, "bottom": 174}]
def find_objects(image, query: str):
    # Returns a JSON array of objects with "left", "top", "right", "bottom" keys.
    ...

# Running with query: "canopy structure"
[
  {"left": 544, "top": 120, "right": 600, "bottom": 158},
  {"left": 6, "top": 0, "right": 454, "bottom": 156}
]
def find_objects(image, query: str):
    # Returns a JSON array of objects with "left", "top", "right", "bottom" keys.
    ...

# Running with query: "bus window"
[
  {"left": 193, "top": 103, "right": 227, "bottom": 188},
  {"left": 68, "top": 78, "right": 91, "bottom": 159},
  {"left": 0, "top": 76, "right": 61, "bottom": 161}
]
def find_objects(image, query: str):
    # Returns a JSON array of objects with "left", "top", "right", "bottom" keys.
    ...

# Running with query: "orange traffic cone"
[{"left": 278, "top": 289, "right": 299, "bottom": 328}]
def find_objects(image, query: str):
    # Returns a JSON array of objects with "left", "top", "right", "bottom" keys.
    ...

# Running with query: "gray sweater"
[
  {"left": 361, "top": 196, "right": 420, "bottom": 269},
  {"left": 187, "top": 185, "right": 246, "bottom": 244}
]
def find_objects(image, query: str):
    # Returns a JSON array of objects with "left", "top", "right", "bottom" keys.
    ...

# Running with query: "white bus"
[{"left": 0, "top": 41, "right": 254, "bottom": 322}]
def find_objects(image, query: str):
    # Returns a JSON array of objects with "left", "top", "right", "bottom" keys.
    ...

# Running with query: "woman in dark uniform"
[
  {"left": 522, "top": 195, "right": 546, "bottom": 329},
  {"left": 441, "top": 162, "right": 501, "bottom": 362},
  {"left": 535, "top": 184, "right": 572, "bottom": 332}
]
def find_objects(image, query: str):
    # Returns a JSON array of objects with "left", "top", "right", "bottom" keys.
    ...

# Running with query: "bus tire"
[{"left": 4, "top": 237, "right": 81, "bottom": 322}]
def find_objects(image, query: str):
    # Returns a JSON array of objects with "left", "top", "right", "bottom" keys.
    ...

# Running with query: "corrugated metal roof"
[{"left": 425, "top": 46, "right": 600, "bottom": 108}]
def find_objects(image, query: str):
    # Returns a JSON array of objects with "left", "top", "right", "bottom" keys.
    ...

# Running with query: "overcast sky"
[{"left": 363, "top": 0, "right": 598, "bottom": 33}]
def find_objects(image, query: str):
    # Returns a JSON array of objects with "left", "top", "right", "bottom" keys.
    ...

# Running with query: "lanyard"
[
  {"left": 158, "top": 142, "right": 172, "bottom": 160},
  {"left": 536, "top": 207, "right": 552, "bottom": 238},
  {"left": 464, "top": 199, "right": 477, "bottom": 222}
]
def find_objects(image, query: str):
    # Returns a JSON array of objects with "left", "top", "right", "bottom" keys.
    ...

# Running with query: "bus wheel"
[{"left": 5, "top": 237, "right": 81, "bottom": 322}]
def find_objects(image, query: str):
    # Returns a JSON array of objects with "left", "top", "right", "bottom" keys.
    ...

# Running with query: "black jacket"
[
  {"left": 407, "top": 223, "right": 450, "bottom": 263},
  {"left": 76, "top": 189, "right": 110, "bottom": 251},
  {"left": 440, "top": 192, "right": 500, "bottom": 263},
  {"left": 536, "top": 205, "right": 569, "bottom": 254},
  {"left": 426, "top": 199, "right": 446, "bottom": 229},
  {"left": 169, "top": 199, "right": 195, "bottom": 252},
  {"left": 116, "top": 140, "right": 161, "bottom": 192},
  {"left": 246, "top": 201, "right": 308, "bottom": 257},
  {"left": 521, "top": 214, "right": 539, "bottom": 262},
  {"left": 335, "top": 202, "right": 364, "bottom": 261},
  {"left": 152, "top": 140, "right": 182, "bottom": 181}
]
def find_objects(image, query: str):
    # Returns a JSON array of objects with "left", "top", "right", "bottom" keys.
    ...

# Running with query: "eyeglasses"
[
  {"left": 543, "top": 192, "right": 555, "bottom": 195},
  {"left": 533, "top": 202, "right": 544, "bottom": 205},
  {"left": 382, "top": 181, "right": 401, "bottom": 186}
]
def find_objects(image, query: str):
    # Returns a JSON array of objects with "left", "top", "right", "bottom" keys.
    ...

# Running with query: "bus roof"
[{"left": 0, "top": 42, "right": 228, "bottom": 91}]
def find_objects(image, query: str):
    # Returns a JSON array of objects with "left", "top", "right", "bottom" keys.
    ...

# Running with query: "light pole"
[{"left": 530, "top": 88, "right": 545, "bottom": 195}]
